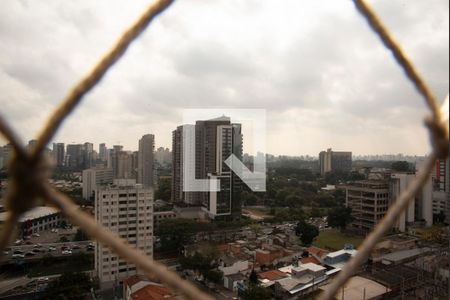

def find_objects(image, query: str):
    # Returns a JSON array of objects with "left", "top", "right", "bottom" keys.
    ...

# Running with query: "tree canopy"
[
  {"left": 328, "top": 206, "right": 353, "bottom": 231},
  {"left": 295, "top": 220, "right": 319, "bottom": 245},
  {"left": 43, "top": 272, "right": 95, "bottom": 300},
  {"left": 241, "top": 285, "right": 272, "bottom": 300}
]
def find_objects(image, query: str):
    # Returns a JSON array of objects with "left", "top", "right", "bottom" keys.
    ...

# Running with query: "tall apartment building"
[
  {"left": 171, "top": 126, "right": 184, "bottom": 203},
  {"left": 172, "top": 117, "right": 243, "bottom": 220},
  {"left": 389, "top": 172, "right": 433, "bottom": 231},
  {"left": 83, "top": 142, "right": 95, "bottom": 169},
  {"left": 66, "top": 144, "right": 83, "bottom": 168},
  {"left": 319, "top": 148, "right": 352, "bottom": 175},
  {"left": 117, "top": 151, "right": 135, "bottom": 179},
  {"left": 108, "top": 145, "right": 124, "bottom": 178},
  {"left": 99, "top": 143, "right": 108, "bottom": 162},
  {"left": 345, "top": 180, "right": 390, "bottom": 234},
  {"left": 432, "top": 158, "right": 449, "bottom": 222},
  {"left": 52, "top": 143, "right": 65, "bottom": 167},
  {"left": 138, "top": 135, "right": 155, "bottom": 188},
  {"left": 82, "top": 168, "right": 114, "bottom": 200},
  {"left": 205, "top": 123, "right": 243, "bottom": 219},
  {"left": 95, "top": 180, "right": 154, "bottom": 286}
]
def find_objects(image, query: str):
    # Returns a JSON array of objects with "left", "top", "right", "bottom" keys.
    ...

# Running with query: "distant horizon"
[{"left": 0, "top": 140, "right": 429, "bottom": 159}]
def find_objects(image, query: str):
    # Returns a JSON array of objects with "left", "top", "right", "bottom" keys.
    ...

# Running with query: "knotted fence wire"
[{"left": 0, "top": 1, "right": 448, "bottom": 300}]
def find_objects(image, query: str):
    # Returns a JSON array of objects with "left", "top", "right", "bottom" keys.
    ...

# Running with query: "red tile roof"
[
  {"left": 123, "top": 275, "right": 147, "bottom": 288},
  {"left": 307, "top": 246, "right": 329, "bottom": 259},
  {"left": 132, "top": 284, "right": 177, "bottom": 300},
  {"left": 259, "top": 270, "right": 288, "bottom": 281},
  {"left": 300, "top": 256, "right": 321, "bottom": 265}
]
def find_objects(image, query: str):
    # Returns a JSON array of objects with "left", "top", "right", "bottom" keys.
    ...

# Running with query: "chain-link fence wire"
[{"left": 0, "top": 0, "right": 448, "bottom": 299}]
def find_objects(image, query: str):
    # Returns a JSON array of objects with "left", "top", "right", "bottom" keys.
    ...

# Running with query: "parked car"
[
  {"left": 62, "top": 250, "right": 72, "bottom": 255},
  {"left": 12, "top": 253, "right": 25, "bottom": 259},
  {"left": 48, "top": 246, "right": 57, "bottom": 252},
  {"left": 32, "top": 233, "right": 40, "bottom": 237},
  {"left": 25, "top": 252, "right": 35, "bottom": 257}
]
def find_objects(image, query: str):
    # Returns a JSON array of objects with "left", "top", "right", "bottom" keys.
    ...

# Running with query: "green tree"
[
  {"left": 391, "top": 161, "right": 412, "bottom": 172},
  {"left": 204, "top": 269, "right": 223, "bottom": 283},
  {"left": 241, "top": 285, "right": 272, "bottom": 300},
  {"left": 328, "top": 207, "right": 353, "bottom": 231},
  {"left": 295, "top": 221, "right": 319, "bottom": 245},
  {"left": 249, "top": 269, "right": 258, "bottom": 285},
  {"left": 156, "top": 219, "right": 200, "bottom": 252},
  {"left": 43, "top": 272, "right": 94, "bottom": 300},
  {"left": 155, "top": 177, "right": 171, "bottom": 201}
]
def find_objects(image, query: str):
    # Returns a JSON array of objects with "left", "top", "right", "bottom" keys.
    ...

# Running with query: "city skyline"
[{"left": 0, "top": 0, "right": 448, "bottom": 156}]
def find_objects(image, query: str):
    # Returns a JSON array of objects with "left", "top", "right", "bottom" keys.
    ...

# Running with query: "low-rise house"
[
  {"left": 259, "top": 270, "right": 289, "bottom": 281},
  {"left": 371, "top": 235, "right": 418, "bottom": 259},
  {"left": 323, "top": 248, "right": 358, "bottom": 271},
  {"left": 224, "top": 273, "right": 246, "bottom": 291},
  {"left": 306, "top": 246, "right": 329, "bottom": 262},
  {"left": 255, "top": 246, "right": 285, "bottom": 266},
  {"left": 153, "top": 211, "right": 177, "bottom": 229},
  {"left": 274, "top": 263, "right": 328, "bottom": 299},
  {"left": 218, "top": 259, "right": 249, "bottom": 276},
  {"left": 123, "top": 275, "right": 181, "bottom": 300},
  {"left": 374, "top": 247, "right": 431, "bottom": 265}
]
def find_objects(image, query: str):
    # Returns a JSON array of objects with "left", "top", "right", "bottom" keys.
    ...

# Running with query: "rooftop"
[
  {"left": 326, "top": 249, "right": 358, "bottom": 259},
  {"left": 300, "top": 256, "right": 321, "bottom": 265},
  {"left": 131, "top": 284, "right": 178, "bottom": 300},
  {"left": 0, "top": 206, "right": 60, "bottom": 223},
  {"left": 307, "top": 246, "right": 329, "bottom": 259},
  {"left": 320, "top": 276, "right": 390, "bottom": 300},
  {"left": 378, "top": 247, "right": 431, "bottom": 264},
  {"left": 259, "top": 270, "right": 288, "bottom": 281},
  {"left": 300, "top": 263, "right": 326, "bottom": 273}
]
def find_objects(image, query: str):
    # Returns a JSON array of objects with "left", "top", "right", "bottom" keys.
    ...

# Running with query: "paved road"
[
  {"left": 0, "top": 276, "right": 31, "bottom": 295},
  {"left": 2, "top": 241, "right": 94, "bottom": 263}
]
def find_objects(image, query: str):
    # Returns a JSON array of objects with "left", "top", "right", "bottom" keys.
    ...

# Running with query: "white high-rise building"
[
  {"left": 138, "top": 134, "right": 155, "bottom": 187},
  {"left": 94, "top": 179, "right": 154, "bottom": 286}
]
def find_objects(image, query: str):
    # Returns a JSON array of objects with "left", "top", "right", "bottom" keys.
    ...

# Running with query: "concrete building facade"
[
  {"left": 52, "top": 143, "right": 65, "bottom": 167},
  {"left": 82, "top": 168, "right": 114, "bottom": 200},
  {"left": 196, "top": 117, "right": 243, "bottom": 220},
  {"left": 95, "top": 180, "right": 154, "bottom": 286},
  {"left": 319, "top": 148, "right": 352, "bottom": 175},
  {"left": 138, "top": 134, "right": 155, "bottom": 188},
  {"left": 345, "top": 180, "right": 390, "bottom": 233}
]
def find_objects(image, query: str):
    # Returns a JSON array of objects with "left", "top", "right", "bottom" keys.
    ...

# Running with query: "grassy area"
[{"left": 313, "top": 229, "right": 364, "bottom": 251}]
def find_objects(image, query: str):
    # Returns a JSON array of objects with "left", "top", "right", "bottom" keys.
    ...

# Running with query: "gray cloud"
[{"left": 0, "top": 0, "right": 448, "bottom": 155}]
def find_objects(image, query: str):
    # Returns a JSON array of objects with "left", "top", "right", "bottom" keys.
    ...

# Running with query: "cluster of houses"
[{"left": 181, "top": 225, "right": 448, "bottom": 299}]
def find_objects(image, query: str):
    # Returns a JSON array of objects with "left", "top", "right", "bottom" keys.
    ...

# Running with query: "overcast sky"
[{"left": 0, "top": 0, "right": 448, "bottom": 156}]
